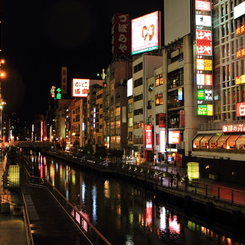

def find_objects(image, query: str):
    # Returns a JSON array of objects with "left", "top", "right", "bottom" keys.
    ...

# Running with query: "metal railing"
[
  {"left": 24, "top": 165, "right": 112, "bottom": 245},
  {"left": 22, "top": 194, "right": 34, "bottom": 245},
  {"left": 118, "top": 163, "right": 245, "bottom": 207},
  {"left": 45, "top": 152, "right": 245, "bottom": 208}
]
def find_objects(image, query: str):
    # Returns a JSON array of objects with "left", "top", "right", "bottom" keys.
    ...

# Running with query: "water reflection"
[{"left": 24, "top": 150, "right": 245, "bottom": 245}]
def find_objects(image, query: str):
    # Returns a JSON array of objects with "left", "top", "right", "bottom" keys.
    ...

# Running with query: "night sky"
[{"left": 1, "top": 0, "right": 163, "bottom": 124}]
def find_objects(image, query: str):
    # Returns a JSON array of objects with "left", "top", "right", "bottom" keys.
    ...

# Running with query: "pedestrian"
[
  {"left": 170, "top": 171, "right": 174, "bottom": 187},
  {"left": 176, "top": 172, "right": 180, "bottom": 182},
  {"left": 184, "top": 173, "right": 189, "bottom": 191}
]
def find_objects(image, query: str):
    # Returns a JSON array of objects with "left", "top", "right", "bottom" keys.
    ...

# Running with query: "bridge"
[{"left": 11, "top": 141, "right": 55, "bottom": 148}]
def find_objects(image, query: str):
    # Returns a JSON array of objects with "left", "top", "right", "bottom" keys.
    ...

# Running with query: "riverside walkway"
[{"left": 0, "top": 156, "right": 111, "bottom": 245}]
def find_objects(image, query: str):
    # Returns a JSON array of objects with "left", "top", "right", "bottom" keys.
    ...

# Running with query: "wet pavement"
[{"left": 0, "top": 158, "right": 89, "bottom": 245}]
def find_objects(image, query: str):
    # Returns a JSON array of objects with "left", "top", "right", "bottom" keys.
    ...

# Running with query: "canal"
[{"left": 23, "top": 149, "right": 245, "bottom": 245}]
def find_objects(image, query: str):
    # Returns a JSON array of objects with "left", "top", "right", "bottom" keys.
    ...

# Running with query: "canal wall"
[{"left": 37, "top": 150, "right": 245, "bottom": 230}]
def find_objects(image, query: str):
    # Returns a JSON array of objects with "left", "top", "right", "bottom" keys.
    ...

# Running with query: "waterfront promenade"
[{"left": 0, "top": 157, "right": 97, "bottom": 245}]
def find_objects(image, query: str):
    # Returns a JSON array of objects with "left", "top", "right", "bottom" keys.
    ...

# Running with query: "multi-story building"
[
  {"left": 190, "top": 0, "right": 245, "bottom": 183},
  {"left": 159, "top": 0, "right": 245, "bottom": 184},
  {"left": 85, "top": 80, "right": 104, "bottom": 148},
  {"left": 103, "top": 60, "right": 131, "bottom": 152},
  {"left": 132, "top": 54, "right": 162, "bottom": 163}
]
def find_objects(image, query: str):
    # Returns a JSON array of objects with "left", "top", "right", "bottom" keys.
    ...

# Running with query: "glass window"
[
  {"left": 200, "top": 135, "right": 213, "bottom": 148},
  {"left": 155, "top": 93, "right": 163, "bottom": 105},
  {"left": 209, "top": 135, "right": 221, "bottom": 148},
  {"left": 236, "top": 135, "right": 245, "bottom": 150},
  {"left": 226, "top": 135, "right": 240, "bottom": 149},
  {"left": 193, "top": 135, "right": 205, "bottom": 149},
  {"left": 216, "top": 135, "right": 230, "bottom": 148}
]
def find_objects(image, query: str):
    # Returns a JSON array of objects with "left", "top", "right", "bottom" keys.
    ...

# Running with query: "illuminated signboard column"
[
  {"left": 145, "top": 125, "right": 153, "bottom": 149},
  {"left": 111, "top": 13, "right": 131, "bottom": 56},
  {"left": 234, "top": 1, "right": 245, "bottom": 114},
  {"left": 195, "top": 0, "right": 213, "bottom": 116}
]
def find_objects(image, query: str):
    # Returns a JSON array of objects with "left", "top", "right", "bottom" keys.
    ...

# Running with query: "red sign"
[
  {"left": 111, "top": 13, "right": 131, "bottom": 56},
  {"left": 72, "top": 79, "right": 90, "bottom": 97},
  {"left": 195, "top": 0, "right": 211, "bottom": 11},
  {"left": 196, "top": 30, "right": 212, "bottom": 56},
  {"left": 235, "top": 75, "right": 245, "bottom": 84},
  {"left": 223, "top": 124, "right": 245, "bottom": 132},
  {"left": 236, "top": 48, "right": 245, "bottom": 58},
  {"left": 180, "top": 110, "right": 185, "bottom": 127},
  {"left": 236, "top": 102, "right": 245, "bottom": 117},
  {"left": 145, "top": 125, "right": 153, "bottom": 149},
  {"left": 50, "top": 86, "right": 56, "bottom": 98},
  {"left": 236, "top": 24, "right": 245, "bottom": 36}
]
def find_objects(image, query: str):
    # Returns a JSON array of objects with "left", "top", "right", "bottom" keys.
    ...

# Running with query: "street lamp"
[{"left": 0, "top": 59, "right": 6, "bottom": 143}]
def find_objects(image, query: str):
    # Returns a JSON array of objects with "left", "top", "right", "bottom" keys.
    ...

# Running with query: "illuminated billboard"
[
  {"left": 196, "top": 73, "right": 212, "bottom": 86},
  {"left": 236, "top": 102, "right": 245, "bottom": 117},
  {"left": 196, "top": 59, "right": 212, "bottom": 71},
  {"left": 197, "top": 89, "right": 213, "bottom": 100},
  {"left": 196, "top": 15, "right": 211, "bottom": 27},
  {"left": 223, "top": 124, "right": 245, "bottom": 133},
  {"left": 131, "top": 11, "right": 161, "bottom": 55},
  {"left": 145, "top": 125, "right": 153, "bottom": 149},
  {"left": 197, "top": 104, "right": 213, "bottom": 116},
  {"left": 195, "top": 1, "right": 211, "bottom": 11},
  {"left": 234, "top": 1, "right": 245, "bottom": 19},
  {"left": 169, "top": 131, "right": 180, "bottom": 144},
  {"left": 235, "top": 75, "right": 245, "bottom": 85},
  {"left": 236, "top": 48, "right": 245, "bottom": 59},
  {"left": 127, "top": 78, "right": 133, "bottom": 97},
  {"left": 196, "top": 30, "right": 212, "bottom": 56},
  {"left": 72, "top": 79, "right": 90, "bottom": 97},
  {"left": 236, "top": 24, "right": 245, "bottom": 36}
]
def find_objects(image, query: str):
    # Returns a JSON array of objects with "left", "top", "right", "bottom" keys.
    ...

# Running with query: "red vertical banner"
[
  {"left": 111, "top": 13, "right": 131, "bottom": 56},
  {"left": 180, "top": 110, "right": 185, "bottom": 127},
  {"left": 145, "top": 125, "right": 152, "bottom": 149}
]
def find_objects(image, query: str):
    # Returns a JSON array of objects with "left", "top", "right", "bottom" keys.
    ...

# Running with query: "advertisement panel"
[
  {"left": 111, "top": 13, "right": 131, "bottom": 56},
  {"left": 196, "top": 73, "right": 212, "bottom": 86},
  {"left": 197, "top": 104, "right": 213, "bottom": 116},
  {"left": 234, "top": 1, "right": 245, "bottom": 19},
  {"left": 195, "top": 0, "right": 211, "bottom": 11},
  {"left": 131, "top": 11, "right": 161, "bottom": 55},
  {"left": 61, "top": 66, "right": 67, "bottom": 94},
  {"left": 236, "top": 102, "right": 245, "bottom": 117},
  {"left": 179, "top": 110, "right": 185, "bottom": 127},
  {"left": 145, "top": 125, "right": 153, "bottom": 149},
  {"left": 72, "top": 79, "right": 90, "bottom": 97},
  {"left": 236, "top": 48, "right": 245, "bottom": 59},
  {"left": 169, "top": 131, "right": 180, "bottom": 144},
  {"left": 196, "top": 30, "right": 212, "bottom": 56},
  {"left": 195, "top": 0, "right": 213, "bottom": 116},
  {"left": 235, "top": 74, "right": 245, "bottom": 84},
  {"left": 160, "top": 130, "right": 166, "bottom": 153},
  {"left": 127, "top": 78, "right": 133, "bottom": 97},
  {"left": 196, "top": 15, "right": 211, "bottom": 27},
  {"left": 223, "top": 124, "right": 245, "bottom": 132},
  {"left": 197, "top": 89, "right": 213, "bottom": 100}
]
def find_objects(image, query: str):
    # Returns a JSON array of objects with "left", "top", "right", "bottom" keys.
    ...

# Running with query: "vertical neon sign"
[{"left": 195, "top": 0, "right": 213, "bottom": 116}]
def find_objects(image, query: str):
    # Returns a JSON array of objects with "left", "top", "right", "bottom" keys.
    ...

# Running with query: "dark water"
[{"left": 24, "top": 150, "right": 245, "bottom": 245}]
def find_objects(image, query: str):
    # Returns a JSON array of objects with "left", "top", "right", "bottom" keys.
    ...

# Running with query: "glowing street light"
[{"left": 0, "top": 59, "right": 6, "bottom": 143}]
